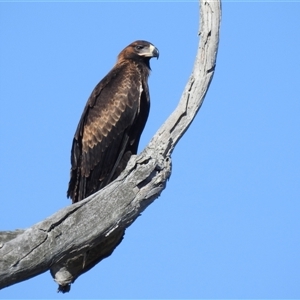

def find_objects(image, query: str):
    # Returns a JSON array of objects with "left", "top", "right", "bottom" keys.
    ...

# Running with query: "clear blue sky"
[{"left": 1, "top": 1, "right": 299, "bottom": 298}]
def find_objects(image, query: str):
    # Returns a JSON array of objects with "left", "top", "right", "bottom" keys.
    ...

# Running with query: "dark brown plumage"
[
  {"left": 67, "top": 40, "right": 159, "bottom": 203},
  {"left": 56, "top": 41, "right": 158, "bottom": 293}
]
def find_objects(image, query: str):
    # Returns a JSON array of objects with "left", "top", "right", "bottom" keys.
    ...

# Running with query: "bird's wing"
[{"left": 68, "top": 63, "right": 143, "bottom": 202}]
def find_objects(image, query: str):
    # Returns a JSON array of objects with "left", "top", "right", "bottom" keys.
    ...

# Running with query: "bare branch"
[{"left": 0, "top": 0, "right": 221, "bottom": 292}]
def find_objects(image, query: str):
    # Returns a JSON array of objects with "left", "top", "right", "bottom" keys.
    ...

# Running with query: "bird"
[
  {"left": 54, "top": 41, "right": 158, "bottom": 293},
  {"left": 67, "top": 40, "right": 159, "bottom": 203}
]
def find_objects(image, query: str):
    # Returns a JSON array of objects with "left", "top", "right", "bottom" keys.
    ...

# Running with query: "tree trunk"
[{"left": 0, "top": 0, "right": 221, "bottom": 292}]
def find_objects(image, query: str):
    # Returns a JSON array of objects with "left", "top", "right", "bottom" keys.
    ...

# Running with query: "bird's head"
[{"left": 118, "top": 40, "right": 159, "bottom": 67}]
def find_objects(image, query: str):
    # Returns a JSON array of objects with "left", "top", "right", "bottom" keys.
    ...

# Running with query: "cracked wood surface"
[{"left": 0, "top": 0, "right": 221, "bottom": 291}]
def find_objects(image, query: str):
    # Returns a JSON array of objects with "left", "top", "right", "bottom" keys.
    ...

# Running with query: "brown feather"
[
  {"left": 67, "top": 40, "right": 158, "bottom": 203},
  {"left": 63, "top": 41, "right": 158, "bottom": 292}
]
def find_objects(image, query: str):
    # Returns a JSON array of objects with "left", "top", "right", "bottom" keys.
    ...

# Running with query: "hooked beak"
[
  {"left": 150, "top": 44, "right": 159, "bottom": 59},
  {"left": 140, "top": 44, "right": 159, "bottom": 59}
]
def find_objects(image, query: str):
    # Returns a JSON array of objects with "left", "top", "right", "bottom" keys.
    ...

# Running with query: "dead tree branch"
[{"left": 0, "top": 0, "right": 221, "bottom": 292}]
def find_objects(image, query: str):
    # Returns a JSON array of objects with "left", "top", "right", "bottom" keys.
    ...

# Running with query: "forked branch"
[{"left": 0, "top": 0, "right": 221, "bottom": 292}]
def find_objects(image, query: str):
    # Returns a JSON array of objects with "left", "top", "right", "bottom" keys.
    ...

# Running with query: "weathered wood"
[{"left": 0, "top": 0, "right": 221, "bottom": 292}]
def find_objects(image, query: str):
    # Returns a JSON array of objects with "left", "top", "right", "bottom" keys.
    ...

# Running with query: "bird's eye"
[{"left": 135, "top": 45, "right": 144, "bottom": 51}]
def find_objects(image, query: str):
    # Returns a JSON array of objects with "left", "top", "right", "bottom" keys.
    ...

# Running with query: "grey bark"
[{"left": 0, "top": 0, "right": 221, "bottom": 292}]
